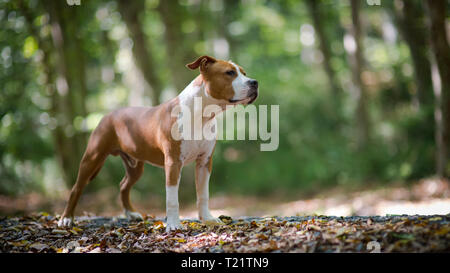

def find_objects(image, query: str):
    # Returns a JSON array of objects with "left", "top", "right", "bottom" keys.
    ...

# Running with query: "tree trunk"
[
  {"left": 117, "top": 0, "right": 163, "bottom": 105},
  {"left": 21, "top": 0, "right": 87, "bottom": 187},
  {"left": 42, "top": 0, "right": 89, "bottom": 186},
  {"left": 305, "top": 0, "right": 341, "bottom": 97},
  {"left": 18, "top": 1, "right": 63, "bottom": 181},
  {"left": 157, "top": 0, "right": 197, "bottom": 92},
  {"left": 220, "top": 0, "right": 240, "bottom": 60},
  {"left": 426, "top": 0, "right": 450, "bottom": 177},
  {"left": 347, "top": 0, "right": 371, "bottom": 147},
  {"left": 391, "top": 0, "right": 433, "bottom": 107},
  {"left": 431, "top": 57, "right": 446, "bottom": 177}
]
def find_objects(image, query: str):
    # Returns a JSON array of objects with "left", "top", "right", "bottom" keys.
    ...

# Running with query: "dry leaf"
[{"left": 29, "top": 243, "right": 49, "bottom": 251}]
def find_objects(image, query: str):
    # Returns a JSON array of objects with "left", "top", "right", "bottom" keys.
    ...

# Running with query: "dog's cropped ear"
[{"left": 186, "top": 55, "right": 216, "bottom": 72}]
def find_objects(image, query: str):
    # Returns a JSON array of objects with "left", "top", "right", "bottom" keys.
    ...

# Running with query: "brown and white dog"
[{"left": 58, "top": 55, "right": 258, "bottom": 231}]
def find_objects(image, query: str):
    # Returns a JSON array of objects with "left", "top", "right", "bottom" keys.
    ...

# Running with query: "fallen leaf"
[
  {"left": 29, "top": 243, "right": 49, "bottom": 251},
  {"left": 67, "top": 240, "right": 80, "bottom": 249},
  {"left": 219, "top": 215, "right": 233, "bottom": 225},
  {"left": 153, "top": 221, "right": 165, "bottom": 230},
  {"left": 72, "top": 227, "right": 83, "bottom": 232},
  {"left": 52, "top": 229, "right": 69, "bottom": 235},
  {"left": 9, "top": 240, "right": 29, "bottom": 247},
  {"left": 88, "top": 247, "right": 102, "bottom": 253}
]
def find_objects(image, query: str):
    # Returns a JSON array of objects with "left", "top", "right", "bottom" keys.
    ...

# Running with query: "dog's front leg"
[
  {"left": 165, "top": 160, "right": 183, "bottom": 232},
  {"left": 195, "top": 159, "right": 221, "bottom": 225}
]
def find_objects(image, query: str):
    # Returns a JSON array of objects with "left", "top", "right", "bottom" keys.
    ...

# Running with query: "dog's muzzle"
[
  {"left": 228, "top": 80, "right": 259, "bottom": 104},
  {"left": 247, "top": 89, "right": 258, "bottom": 104},
  {"left": 247, "top": 80, "right": 258, "bottom": 104}
]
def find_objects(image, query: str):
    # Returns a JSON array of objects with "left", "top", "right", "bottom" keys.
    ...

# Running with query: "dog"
[{"left": 58, "top": 55, "right": 258, "bottom": 231}]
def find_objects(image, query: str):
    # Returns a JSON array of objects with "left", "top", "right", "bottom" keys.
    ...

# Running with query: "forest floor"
[
  {"left": 0, "top": 178, "right": 449, "bottom": 252},
  {"left": 0, "top": 214, "right": 449, "bottom": 253}
]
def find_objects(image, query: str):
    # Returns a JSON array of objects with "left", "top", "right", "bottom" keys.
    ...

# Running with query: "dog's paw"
[
  {"left": 58, "top": 217, "right": 73, "bottom": 228},
  {"left": 165, "top": 220, "right": 182, "bottom": 232},
  {"left": 124, "top": 210, "right": 143, "bottom": 221},
  {"left": 201, "top": 215, "right": 223, "bottom": 226}
]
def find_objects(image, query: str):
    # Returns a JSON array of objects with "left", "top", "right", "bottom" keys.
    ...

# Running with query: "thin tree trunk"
[
  {"left": 426, "top": 0, "right": 450, "bottom": 177},
  {"left": 42, "top": 0, "right": 89, "bottom": 186},
  {"left": 431, "top": 56, "right": 446, "bottom": 176},
  {"left": 20, "top": 0, "right": 87, "bottom": 187},
  {"left": 305, "top": 0, "right": 341, "bottom": 97},
  {"left": 117, "top": 0, "right": 163, "bottom": 105},
  {"left": 157, "top": 0, "right": 197, "bottom": 92},
  {"left": 220, "top": 0, "right": 240, "bottom": 60},
  {"left": 391, "top": 0, "right": 433, "bottom": 107},
  {"left": 347, "top": 0, "right": 370, "bottom": 147}
]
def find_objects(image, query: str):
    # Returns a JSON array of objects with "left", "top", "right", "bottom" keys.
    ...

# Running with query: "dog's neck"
[
  {"left": 178, "top": 75, "right": 221, "bottom": 108},
  {"left": 176, "top": 75, "right": 225, "bottom": 130}
]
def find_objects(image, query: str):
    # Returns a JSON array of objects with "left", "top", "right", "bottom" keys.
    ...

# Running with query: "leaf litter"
[{"left": 0, "top": 213, "right": 449, "bottom": 253}]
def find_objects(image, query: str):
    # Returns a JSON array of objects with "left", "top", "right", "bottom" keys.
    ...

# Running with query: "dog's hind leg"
[
  {"left": 195, "top": 155, "right": 221, "bottom": 225},
  {"left": 58, "top": 149, "right": 108, "bottom": 227},
  {"left": 119, "top": 152, "right": 144, "bottom": 220}
]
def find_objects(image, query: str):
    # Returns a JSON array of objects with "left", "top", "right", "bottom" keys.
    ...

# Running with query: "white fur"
[
  {"left": 230, "top": 62, "right": 252, "bottom": 101},
  {"left": 58, "top": 217, "right": 73, "bottom": 227},
  {"left": 166, "top": 184, "right": 182, "bottom": 231},
  {"left": 168, "top": 77, "right": 222, "bottom": 226},
  {"left": 195, "top": 166, "right": 220, "bottom": 224},
  {"left": 124, "top": 210, "right": 143, "bottom": 220},
  {"left": 177, "top": 77, "right": 219, "bottom": 165},
  {"left": 196, "top": 167, "right": 211, "bottom": 218},
  {"left": 180, "top": 139, "right": 215, "bottom": 165}
]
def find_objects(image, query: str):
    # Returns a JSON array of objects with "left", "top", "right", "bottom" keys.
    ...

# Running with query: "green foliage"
[{"left": 0, "top": 0, "right": 440, "bottom": 201}]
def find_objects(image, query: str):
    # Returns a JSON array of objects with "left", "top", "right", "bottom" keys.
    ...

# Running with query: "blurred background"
[{"left": 0, "top": 0, "right": 449, "bottom": 218}]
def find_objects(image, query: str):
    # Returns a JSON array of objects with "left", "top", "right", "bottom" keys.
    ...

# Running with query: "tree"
[
  {"left": 390, "top": 0, "right": 433, "bottom": 108},
  {"left": 157, "top": 0, "right": 197, "bottom": 92},
  {"left": 117, "top": 0, "right": 164, "bottom": 105},
  {"left": 305, "top": 0, "right": 342, "bottom": 97},
  {"left": 26, "top": 0, "right": 90, "bottom": 187},
  {"left": 346, "top": 0, "right": 371, "bottom": 147},
  {"left": 426, "top": 0, "right": 450, "bottom": 177},
  {"left": 219, "top": 0, "right": 241, "bottom": 60}
]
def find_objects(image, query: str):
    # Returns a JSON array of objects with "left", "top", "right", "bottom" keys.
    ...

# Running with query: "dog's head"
[{"left": 186, "top": 55, "right": 258, "bottom": 105}]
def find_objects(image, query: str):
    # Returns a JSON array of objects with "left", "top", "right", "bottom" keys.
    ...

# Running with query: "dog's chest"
[{"left": 179, "top": 139, "right": 215, "bottom": 165}]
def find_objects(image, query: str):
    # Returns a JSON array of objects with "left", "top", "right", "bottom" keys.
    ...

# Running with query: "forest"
[
  {"left": 0, "top": 0, "right": 450, "bottom": 218},
  {"left": 1, "top": 0, "right": 450, "bottom": 254}
]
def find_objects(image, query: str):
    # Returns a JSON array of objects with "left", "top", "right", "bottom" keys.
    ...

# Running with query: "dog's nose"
[{"left": 248, "top": 80, "right": 258, "bottom": 89}]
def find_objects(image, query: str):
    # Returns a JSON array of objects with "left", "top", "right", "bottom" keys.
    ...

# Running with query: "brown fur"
[
  {"left": 60, "top": 55, "right": 250, "bottom": 220},
  {"left": 60, "top": 98, "right": 182, "bottom": 218},
  {"left": 203, "top": 60, "right": 237, "bottom": 101},
  {"left": 186, "top": 55, "right": 242, "bottom": 101}
]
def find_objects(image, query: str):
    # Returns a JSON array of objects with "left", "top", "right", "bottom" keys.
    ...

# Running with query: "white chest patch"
[
  {"left": 180, "top": 139, "right": 215, "bottom": 165},
  {"left": 176, "top": 76, "right": 218, "bottom": 166}
]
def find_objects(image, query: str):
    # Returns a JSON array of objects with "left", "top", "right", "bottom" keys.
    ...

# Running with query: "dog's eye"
[{"left": 225, "top": 70, "right": 236, "bottom": 76}]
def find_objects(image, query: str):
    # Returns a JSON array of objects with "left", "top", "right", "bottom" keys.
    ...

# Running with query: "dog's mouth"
[
  {"left": 247, "top": 91, "right": 258, "bottom": 104},
  {"left": 228, "top": 89, "right": 258, "bottom": 105}
]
